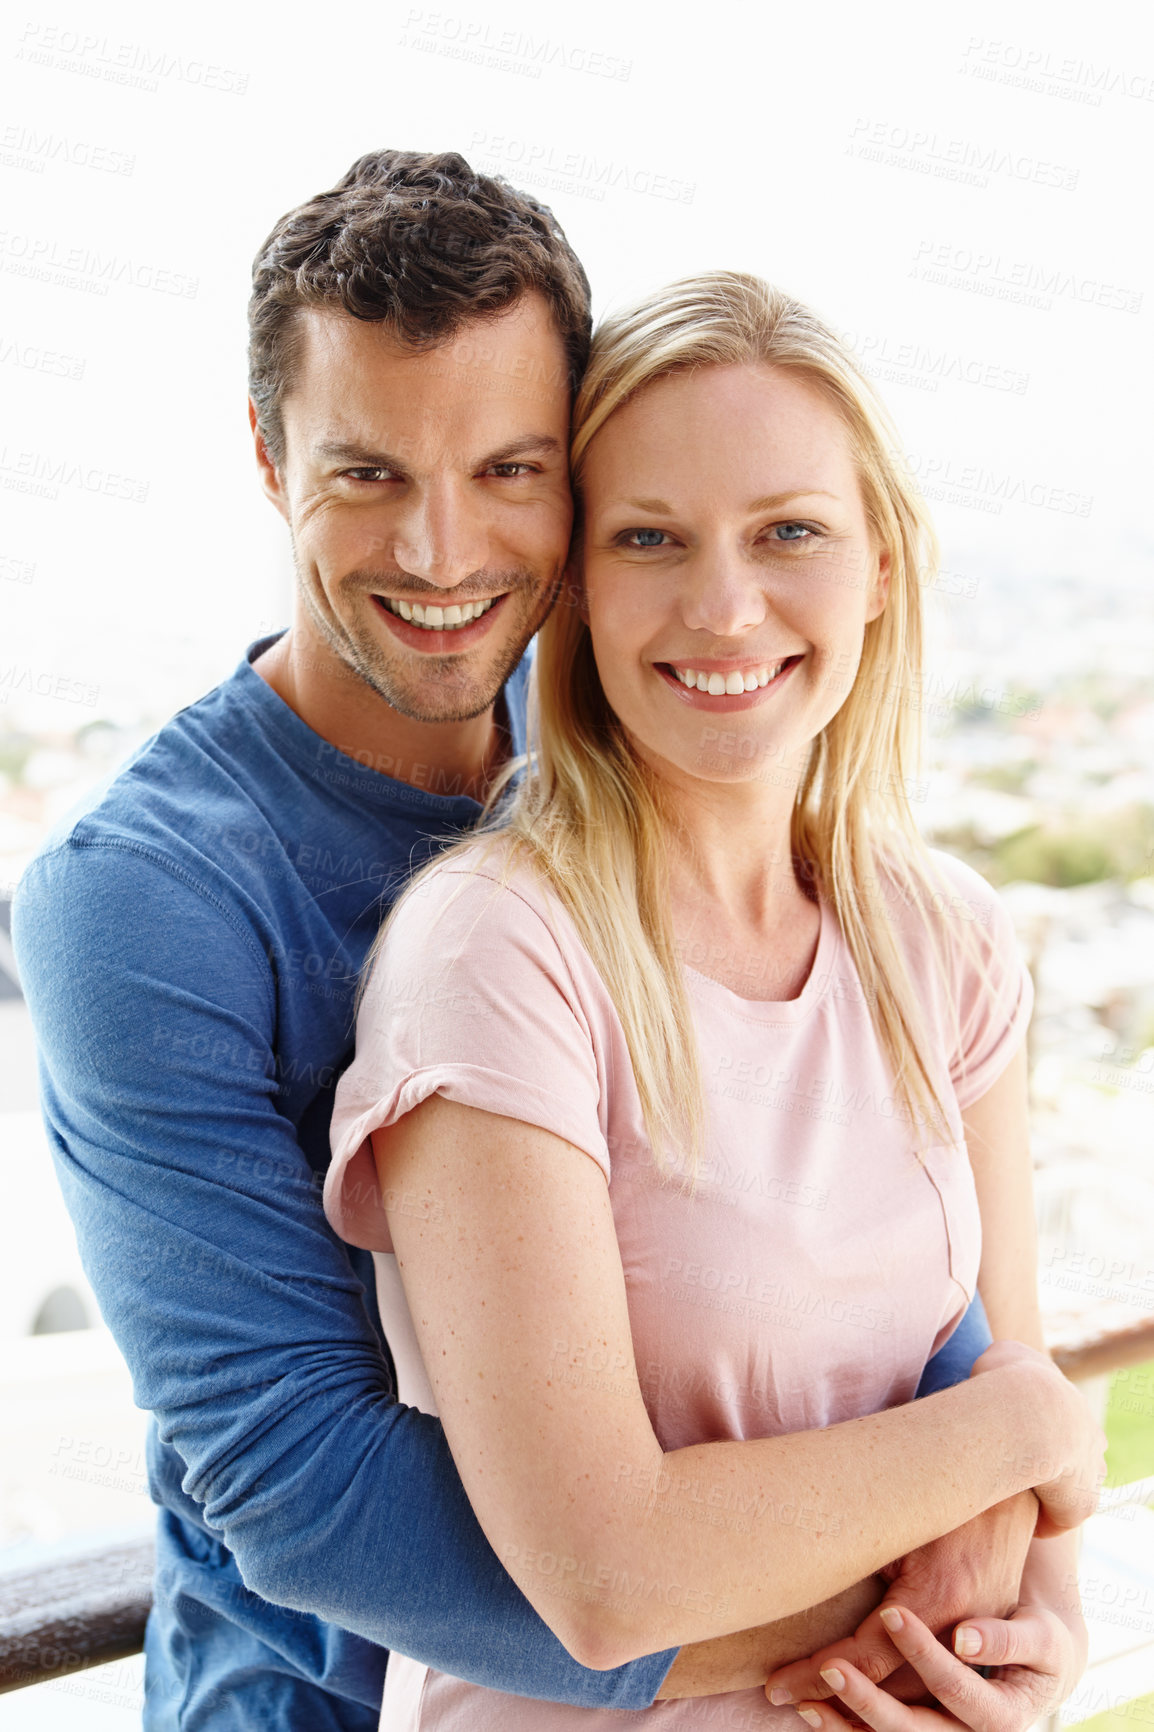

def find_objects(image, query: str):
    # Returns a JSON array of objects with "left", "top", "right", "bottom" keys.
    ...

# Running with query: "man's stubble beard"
[{"left": 295, "top": 555, "right": 564, "bottom": 724}]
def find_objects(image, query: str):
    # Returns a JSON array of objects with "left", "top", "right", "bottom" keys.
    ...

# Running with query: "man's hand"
[
  {"left": 784, "top": 1602, "right": 1084, "bottom": 1732},
  {"left": 766, "top": 1494, "right": 1038, "bottom": 1707}
]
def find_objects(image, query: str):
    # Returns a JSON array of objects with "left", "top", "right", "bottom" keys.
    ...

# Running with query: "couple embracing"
[{"left": 14, "top": 149, "right": 1103, "bottom": 1730}]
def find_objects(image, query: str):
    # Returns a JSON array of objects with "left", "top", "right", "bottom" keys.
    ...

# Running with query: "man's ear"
[
  {"left": 249, "top": 398, "right": 290, "bottom": 521},
  {"left": 866, "top": 547, "right": 891, "bottom": 622}
]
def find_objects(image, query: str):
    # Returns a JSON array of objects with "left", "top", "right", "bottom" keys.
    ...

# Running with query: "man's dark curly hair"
[{"left": 248, "top": 149, "right": 592, "bottom": 467}]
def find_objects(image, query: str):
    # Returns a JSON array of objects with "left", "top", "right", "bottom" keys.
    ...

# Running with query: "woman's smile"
[{"left": 655, "top": 654, "right": 804, "bottom": 709}]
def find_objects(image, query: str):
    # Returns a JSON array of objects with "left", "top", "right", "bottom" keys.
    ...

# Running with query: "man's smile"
[
  {"left": 376, "top": 594, "right": 505, "bottom": 631},
  {"left": 369, "top": 590, "right": 513, "bottom": 652}
]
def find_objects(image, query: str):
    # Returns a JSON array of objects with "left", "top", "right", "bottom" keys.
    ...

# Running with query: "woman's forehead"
[{"left": 581, "top": 364, "right": 861, "bottom": 505}]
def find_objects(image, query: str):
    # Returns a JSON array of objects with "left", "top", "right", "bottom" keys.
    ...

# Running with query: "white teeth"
[
  {"left": 384, "top": 596, "right": 498, "bottom": 630},
  {"left": 671, "top": 658, "right": 793, "bottom": 692}
]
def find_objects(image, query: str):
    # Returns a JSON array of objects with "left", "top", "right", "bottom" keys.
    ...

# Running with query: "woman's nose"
[{"left": 678, "top": 546, "right": 768, "bottom": 640}]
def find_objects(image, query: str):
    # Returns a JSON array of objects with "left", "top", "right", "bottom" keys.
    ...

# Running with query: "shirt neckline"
[
  {"left": 683, "top": 896, "right": 836, "bottom": 1023},
  {"left": 232, "top": 632, "right": 524, "bottom": 818}
]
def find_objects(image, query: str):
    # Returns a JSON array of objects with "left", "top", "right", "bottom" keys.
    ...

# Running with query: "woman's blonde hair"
[{"left": 379, "top": 272, "right": 968, "bottom": 1172}]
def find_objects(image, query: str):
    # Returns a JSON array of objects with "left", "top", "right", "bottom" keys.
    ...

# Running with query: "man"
[{"left": 13, "top": 150, "right": 1044, "bottom": 1728}]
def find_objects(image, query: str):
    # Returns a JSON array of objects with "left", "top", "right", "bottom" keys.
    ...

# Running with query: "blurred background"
[{"left": 1, "top": 0, "right": 1152, "bottom": 1723}]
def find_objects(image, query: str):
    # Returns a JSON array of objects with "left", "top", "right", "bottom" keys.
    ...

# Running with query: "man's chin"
[
  {"left": 374, "top": 680, "right": 498, "bottom": 726},
  {"left": 347, "top": 642, "right": 517, "bottom": 725}
]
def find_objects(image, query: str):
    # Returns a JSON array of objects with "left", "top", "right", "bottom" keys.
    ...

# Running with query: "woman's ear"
[{"left": 866, "top": 547, "right": 891, "bottom": 622}]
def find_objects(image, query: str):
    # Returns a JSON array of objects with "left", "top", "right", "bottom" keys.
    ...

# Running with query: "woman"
[{"left": 325, "top": 274, "right": 1102, "bottom": 1729}]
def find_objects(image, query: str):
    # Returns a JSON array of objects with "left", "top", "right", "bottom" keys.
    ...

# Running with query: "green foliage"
[
  {"left": 970, "top": 762, "right": 1036, "bottom": 795},
  {"left": 1068, "top": 1693, "right": 1154, "bottom": 1732},
  {"left": 0, "top": 735, "right": 32, "bottom": 783},
  {"left": 987, "top": 806, "right": 1154, "bottom": 888},
  {"left": 1105, "top": 1359, "right": 1154, "bottom": 1489},
  {"left": 995, "top": 826, "right": 1115, "bottom": 887}
]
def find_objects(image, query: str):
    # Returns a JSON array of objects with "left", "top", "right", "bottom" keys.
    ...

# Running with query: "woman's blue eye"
[
  {"left": 629, "top": 529, "right": 666, "bottom": 547},
  {"left": 774, "top": 523, "right": 811, "bottom": 541}
]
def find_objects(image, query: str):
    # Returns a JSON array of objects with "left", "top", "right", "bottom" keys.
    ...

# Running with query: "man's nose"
[
  {"left": 391, "top": 483, "right": 489, "bottom": 588},
  {"left": 679, "top": 546, "right": 768, "bottom": 639}
]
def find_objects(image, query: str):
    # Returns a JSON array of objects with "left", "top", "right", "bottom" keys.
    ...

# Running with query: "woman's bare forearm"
[
  {"left": 545, "top": 1366, "right": 1074, "bottom": 1665},
  {"left": 657, "top": 1575, "right": 886, "bottom": 1698}
]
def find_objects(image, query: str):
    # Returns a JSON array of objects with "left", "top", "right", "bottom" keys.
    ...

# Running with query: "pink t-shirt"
[{"left": 327, "top": 841, "right": 1031, "bottom": 1732}]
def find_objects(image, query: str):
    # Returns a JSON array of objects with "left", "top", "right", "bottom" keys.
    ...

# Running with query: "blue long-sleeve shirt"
[{"left": 12, "top": 635, "right": 990, "bottom": 1727}]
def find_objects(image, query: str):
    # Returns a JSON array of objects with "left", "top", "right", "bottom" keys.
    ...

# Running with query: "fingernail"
[
  {"left": 879, "top": 1606, "right": 903, "bottom": 1633},
  {"left": 820, "top": 1669, "right": 846, "bottom": 1691},
  {"left": 770, "top": 1689, "right": 794, "bottom": 1705},
  {"left": 955, "top": 1626, "right": 982, "bottom": 1658},
  {"left": 799, "top": 1712, "right": 823, "bottom": 1728}
]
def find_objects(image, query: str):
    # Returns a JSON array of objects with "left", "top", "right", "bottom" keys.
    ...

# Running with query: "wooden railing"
[
  {"left": 2, "top": 1315, "right": 1152, "bottom": 1695},
  {"left": 0, "top": 1530, "right": 153, "bottom": 1693}
]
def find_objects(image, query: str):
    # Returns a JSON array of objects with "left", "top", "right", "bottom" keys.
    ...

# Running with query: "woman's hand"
[
  {"left": 792, "top": 1602, "right": 1086, "bottom": 1732},
  {"left": 765, "top": 1493, "right": 1038, "bottom": 1707},
  {"left": 969, "top": 1344, "right": 1106, "bottom": 1537}
]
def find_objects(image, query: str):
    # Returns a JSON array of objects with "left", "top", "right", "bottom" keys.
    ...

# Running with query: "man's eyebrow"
[
  {"left": 314, "top": 441, "right": 407, "bottom": 468},
  {"left": 616, "top": 489, "right": 841, "bottom": 514},
  {"left": 481, "top": 434, "right": 564, "bottom": 464},
  {"left": 313, "top": 435, "right": 564, "bottom": 469}
]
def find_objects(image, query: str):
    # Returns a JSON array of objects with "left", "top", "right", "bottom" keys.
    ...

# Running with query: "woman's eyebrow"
[
  {"left": 746, "top": 489, "right": 841, "bottom": 511},
  {"left": 612, "top": 489, "right": 842, "bottom": 515}
]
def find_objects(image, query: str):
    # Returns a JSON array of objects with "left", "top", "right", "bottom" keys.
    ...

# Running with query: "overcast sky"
[{"left": 2, "top": 0, "right": 1152, "bottom": 729}]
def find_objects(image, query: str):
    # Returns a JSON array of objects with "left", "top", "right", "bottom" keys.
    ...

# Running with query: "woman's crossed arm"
[{"left": 373, "top": 1093, "right": 1102, "bottom": 1672}]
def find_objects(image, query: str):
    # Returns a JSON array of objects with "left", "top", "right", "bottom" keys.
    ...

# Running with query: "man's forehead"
[
  {"left": 294, "top": 296, "right": 566, "bottom": 379},
  {"left": 286, "top": 300, "right": 570, "bottom": 442}
]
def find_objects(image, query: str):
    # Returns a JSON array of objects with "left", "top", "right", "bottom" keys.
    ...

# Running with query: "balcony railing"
[
  {"left": 0, "top": 1529, "right": 153, "bottom": 1693},
  {"left": 2, "top": 1313, "right": 1152, "bottom": 1698}
]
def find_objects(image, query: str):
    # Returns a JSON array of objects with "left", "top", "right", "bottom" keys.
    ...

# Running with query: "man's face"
[{"left": 260, "top": 293, "right": 573, "bottom": 723}]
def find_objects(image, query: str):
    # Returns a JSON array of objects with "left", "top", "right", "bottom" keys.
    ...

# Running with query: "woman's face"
[{"left": 579, "top": 363, "right": 890, "bottom": 792}]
